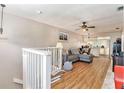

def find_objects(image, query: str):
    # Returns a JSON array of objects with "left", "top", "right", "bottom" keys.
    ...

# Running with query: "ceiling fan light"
[{"left": 83, "top": 29, "right": 86, "bottom": 31}]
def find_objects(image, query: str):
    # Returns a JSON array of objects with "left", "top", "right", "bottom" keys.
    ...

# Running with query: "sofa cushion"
[
  {"left": 68, "top": 55, "right": 79, "bottom": 62},
  {"left": 70, "top": 49, "right": 80, "bottom": 55},
  {"left": 68, "top": 55, "right": 78, "bottom": 60}
]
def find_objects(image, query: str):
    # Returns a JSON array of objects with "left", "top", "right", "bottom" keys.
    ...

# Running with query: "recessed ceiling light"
[{"left": 36, "top": 10, "right": 42, "bottom": 14}]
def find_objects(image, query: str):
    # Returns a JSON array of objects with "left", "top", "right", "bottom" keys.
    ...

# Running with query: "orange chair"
[{"left": 114, "top": 65, "right": 124, "bottom": 89}]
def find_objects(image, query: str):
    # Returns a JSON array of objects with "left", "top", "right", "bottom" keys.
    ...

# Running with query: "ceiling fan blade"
[{"left": 87, "top": 26, "right": 95, "bottom": 28}]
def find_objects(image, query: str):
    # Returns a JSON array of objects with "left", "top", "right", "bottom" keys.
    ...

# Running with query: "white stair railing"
[{"left": 22, "top": 47, "right": 62, "bottom": 89}]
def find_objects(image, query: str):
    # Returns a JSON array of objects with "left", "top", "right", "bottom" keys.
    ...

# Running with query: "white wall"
[{"left": 0, "top": 13, "right": 82, "bottom": 88}]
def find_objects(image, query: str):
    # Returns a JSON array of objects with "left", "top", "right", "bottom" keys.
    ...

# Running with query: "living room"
[{"left": 0, "top": 3, "right": 123, "bottom": 90}]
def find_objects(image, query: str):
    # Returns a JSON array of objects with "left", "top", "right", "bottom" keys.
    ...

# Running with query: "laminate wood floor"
[{"left": 52, "top": 57, "right": 110, "bottom": 89}]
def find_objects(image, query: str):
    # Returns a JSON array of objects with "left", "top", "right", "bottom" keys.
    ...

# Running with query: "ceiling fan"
[{"left": 75, "top": 22, "right": 95, "bottom": 31}]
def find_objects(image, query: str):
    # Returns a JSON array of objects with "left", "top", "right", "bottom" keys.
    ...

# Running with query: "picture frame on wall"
[{"left": 59, "top": 32, "right": 68, "bottom": 41}]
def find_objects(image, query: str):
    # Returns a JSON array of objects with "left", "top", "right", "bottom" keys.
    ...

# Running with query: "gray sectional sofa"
[{"left": 63, "top": 48, "right": 93, "bottom": 63}]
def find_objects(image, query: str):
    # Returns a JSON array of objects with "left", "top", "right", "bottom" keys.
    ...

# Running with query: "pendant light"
[{"left": 0, "top": 4, "right": 6, "bottom": 34}]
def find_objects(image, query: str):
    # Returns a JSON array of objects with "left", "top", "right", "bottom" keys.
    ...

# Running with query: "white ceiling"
[{"left": 4, "top": 4, "right": 124, "bottom": 35}]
